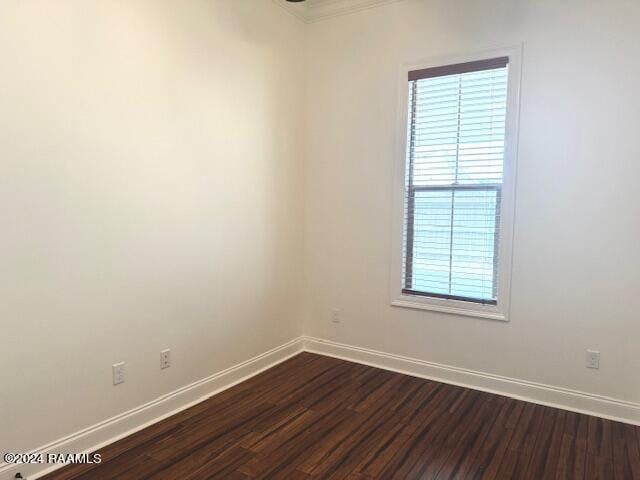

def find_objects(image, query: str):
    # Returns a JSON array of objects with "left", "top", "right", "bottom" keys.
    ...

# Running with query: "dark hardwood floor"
[{"left": 42, "top": 353, "right": 640, "bottom": 480}]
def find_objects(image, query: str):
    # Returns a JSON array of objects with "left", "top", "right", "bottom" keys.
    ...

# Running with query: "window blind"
[{"left": 402, "top": 57, "right": 509, "bottom": 305}]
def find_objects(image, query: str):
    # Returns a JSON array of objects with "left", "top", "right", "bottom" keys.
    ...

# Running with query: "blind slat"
[{"left": 403, "top": 60, "right": 509, "bottom": 304}]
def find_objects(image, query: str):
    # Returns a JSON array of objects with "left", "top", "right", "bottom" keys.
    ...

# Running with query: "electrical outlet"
[
  {"left": 160, "top": 349, "right": 171, "bottom": 369},
  {"left": 112, "top": 362, "right": 125, "bottom": 385},
  {"left": 586, "top": 350, "right": 600, "bottom": 369},
  {"left": 331, "top": 308, "right": 341, "bottom": 324}
]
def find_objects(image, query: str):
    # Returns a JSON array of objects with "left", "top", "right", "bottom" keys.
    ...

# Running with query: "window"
[{"left": 391, "top": 49, "right": 520, "bottom": 320}]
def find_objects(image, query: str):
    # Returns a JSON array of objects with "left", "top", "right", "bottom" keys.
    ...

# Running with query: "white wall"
[
  {"left": 0, "top": 0, "right": 305, "bottom": 453},
  {"left": 303, "top": 0, "right": 640, "bottom": 405},
  {"left": 3, "top": 0, "right": 640, "bottom": 460}
]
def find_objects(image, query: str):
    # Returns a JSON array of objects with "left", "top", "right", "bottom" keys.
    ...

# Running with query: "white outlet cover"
[
  {"left": 112, "top": 362, "right": 125, "bottom": 385},
  {"left": 331, "top": 308, "right": 341, "bottom": 323},
  {"left": 586, "top": 350, "right": 600, "bottom": 369},
  {"left": 161, "top": 349, "right": 171, "bottom": 369}
]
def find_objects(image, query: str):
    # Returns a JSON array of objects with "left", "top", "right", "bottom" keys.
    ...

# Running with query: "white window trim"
[{"left": 389, "top": 44, "right": 523, "bottom": 322}]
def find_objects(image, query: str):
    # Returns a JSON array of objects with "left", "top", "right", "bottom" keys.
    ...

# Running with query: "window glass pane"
[
  {"left": 411, "top": 189, "right": 498, "bottom": 302},
  {"left": 404, "top": 60, "right": 508, "bottom": 304},
  {"left": 411, "top": 67, "right": 507, "bottom": 187},
  {"left": 457, "top": 68, "right": 506, "bottom": 185},
  {"left": 450, "top": 189, "right": 498, "bottom": 300},
  {"left": 412, "top": 190, "right": 452, "bottom": 295}
]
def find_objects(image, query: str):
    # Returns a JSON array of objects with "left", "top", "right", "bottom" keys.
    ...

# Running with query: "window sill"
[{"left": 391, "top": 297, "right": 508, "bottom": 322}]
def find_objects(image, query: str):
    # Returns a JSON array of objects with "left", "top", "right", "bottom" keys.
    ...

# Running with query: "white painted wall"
[
  {"left": 303, "top": 0, "right": 640, "bottom": 405},
  {"left": 3, "top": 0, "right": 640, "bottom": 462},
  {"left": 0, "top": 0, "right": 305, "bottom": 453}
]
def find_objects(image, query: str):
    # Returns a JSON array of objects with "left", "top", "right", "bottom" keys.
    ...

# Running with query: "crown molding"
[{"left": 273, "top": 0, "right": 405, "bottom": 23}]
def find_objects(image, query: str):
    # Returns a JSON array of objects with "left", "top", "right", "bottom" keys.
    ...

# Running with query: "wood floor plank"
[
  {"left": 433, "top": 395, "right": 505, "bottom": 479},
  {"left": 585, "top": 454, "right": 614, "bottom": 480},
  {"left": 523, "top": 408, "right": 564, "bottom": 479},
  {"left": 612, "top": 421, "right": 640, "bottom": 480},
  {"left": 555, "top": 433, "right": 587, "bottom": 480},
  {"left": 555, "top": 412, "right": 590, "bottom": 480},
  {"left": 39, "top": 418, "right": 184, "bottom": 480},
  {"left": 148, "top": 444, "right": 254, "bottom": 480},
  {"left": 305, "top": 409, "right": 405, "bottom": 479},
  {"left": 377, "top": 387, "right": 469, "bottom": 479},
  {"left": 358, "top": 420, "right": 416, "bottom": 477},
  {"left": 237, "top": 408, "right": 355, "bottom": 478},
  {"left": 41, "top": 353, "right": 640, "bottom": 480},
  {"left": 465, "top": 398, "right": 523, "bottom": 480},
  {"left": 437, "top": 396, "right": 508, "bottom": 479},
  {"left": 587, "top": 416, "right": 614, "bottom": 459}
]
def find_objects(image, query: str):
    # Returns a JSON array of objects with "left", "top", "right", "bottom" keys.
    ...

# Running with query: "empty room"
[{"left": 1, "top": 0, "right": 639, "bottom": 479}]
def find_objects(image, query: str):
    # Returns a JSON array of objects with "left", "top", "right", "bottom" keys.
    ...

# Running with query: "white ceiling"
[{"left": 273, "top": 0, "right": 405, "bottom": 23}]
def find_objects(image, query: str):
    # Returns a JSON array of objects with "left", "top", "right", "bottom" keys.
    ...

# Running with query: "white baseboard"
[
  {"left": 5, "top": 334, "right": 639, "bottom": 480},
  {"left": 302, "top": 336, "right": 640, "bottom": 426},
  {"left": 0, "top": 338, "right": 304, "bottom": 480}
]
